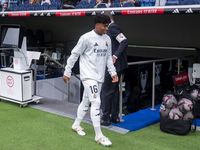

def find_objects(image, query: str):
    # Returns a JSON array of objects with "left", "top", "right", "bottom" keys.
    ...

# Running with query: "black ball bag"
[{"left": 160, "top": 116, "right": 192, "bottom": 135}]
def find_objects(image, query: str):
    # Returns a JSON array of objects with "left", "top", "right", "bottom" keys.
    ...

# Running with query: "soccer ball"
[
  {"left": 178, "top": 98, "right": 193, "bottom": 112},
  {"left": 183, "top": 111, "right": 194, "bottom": 121},
  {"left": 163, "top": 94, "right": 177, "bottom": 109},
  {"left": 169, "top": 108, "right": 183, "bottom": 120},
  {"left": 159, "top": 104, "right": 170, "bottom": 118},
  {"left": 190, "top": 89, "right": 200, "bottom": 101}
]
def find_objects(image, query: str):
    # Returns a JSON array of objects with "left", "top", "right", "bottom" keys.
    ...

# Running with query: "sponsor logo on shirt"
[
  {"left": 93, "top": 42, "right": 107, "bottom": 57},
  {"left": 94, "top": 49, "right": 107, "bottom": 57}
]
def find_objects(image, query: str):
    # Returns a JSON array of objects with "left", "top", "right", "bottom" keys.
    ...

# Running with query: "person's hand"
[
  {"left": 112, "top": 75, "right": 118, "bottom": 83},
  {"left": 63, "top": 75, "right": 70, "bottom": 83},
  {"left": 112, "top": 56, "right": 116, "bottom": 64}
]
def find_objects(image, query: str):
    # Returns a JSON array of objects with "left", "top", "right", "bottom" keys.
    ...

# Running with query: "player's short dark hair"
[{"left": 94, "top": 14, "right": 111, "bottom": 25}]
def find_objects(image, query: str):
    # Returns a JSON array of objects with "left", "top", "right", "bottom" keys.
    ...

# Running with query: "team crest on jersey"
[
  {"left": 119, "top": 34, "right": 124, "bottom": 39},
  {"left": 105, "top": 41, "right": 108, "bottom": 47},
  {"left": 93, "top": 94, "right": 97, "bottom": 98}
]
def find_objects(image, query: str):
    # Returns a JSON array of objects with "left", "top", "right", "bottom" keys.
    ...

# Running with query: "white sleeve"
[
  {"left": 64, "top": 36, "right": 86, "bottom": 77},
  {"left": 106, "top": 38, "right": 117, "bottom": 77}
]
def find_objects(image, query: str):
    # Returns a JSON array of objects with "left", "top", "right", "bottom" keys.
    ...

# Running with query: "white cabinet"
[{"left": 0, "top": 68, "right": 32, "bottom": 102}]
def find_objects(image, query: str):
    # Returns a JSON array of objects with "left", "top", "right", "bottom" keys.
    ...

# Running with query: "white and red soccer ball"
[
  {"left": 169, "top": 108, "right": 183, "bottom": 120},
  {"left": 163, "top": 94, "right": 177, "bottom": 109},
  {"left": 159, "top": 104, "right": 170, "bottom": 118},
  {"left": 190, "top": 89, "right": 200, "bottom": 101},
  {"left": 178, "top": 98, "right": 193, "bottom": 112},
  {"left": 183, "top": 111, "right": 194, "bottom": 121}
]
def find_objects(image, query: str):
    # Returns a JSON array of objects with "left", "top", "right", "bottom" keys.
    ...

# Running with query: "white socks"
[
  {"left": 72, "top": 80, "right": 104, "bottom": 138},
  {"left": 94, "top": 126, "right": 103, "bottom": 138},
  {"left": 72, "top": 117, "right": 82, "bottom": 127}
]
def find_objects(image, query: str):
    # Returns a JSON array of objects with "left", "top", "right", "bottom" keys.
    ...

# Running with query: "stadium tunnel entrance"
[{"left": 0, "top": 12, "right": 199, "bottom": 111}]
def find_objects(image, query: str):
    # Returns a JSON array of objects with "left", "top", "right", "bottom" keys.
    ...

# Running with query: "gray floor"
[{"left": 29, "top": 98, "right": 130, "bottom": 134}]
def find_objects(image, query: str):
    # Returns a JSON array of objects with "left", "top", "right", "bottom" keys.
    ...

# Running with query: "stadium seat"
[
  {"left": 178, "top": 0, "right": 184, "bottom": 4},
  {"left": 51, "top": 0, "right": 61, "bottom": 8},
  {"left": 85, "top": 4, "right": 94, "bottom": 8},
  {"left": 122, "top": 2, "right": 135, "bottom": 7},
  {"left": 34, "top": 3, "right": 42, "bottom": 10},
  {"left": 110, "top": 3, "right": 121, "bottom": 7},
  {"left": 89, "top": 0, "right": 96, "bottom": 5},
  {"left": 97, "top": 3, "right": 107, "bottom": 8},
  {"left": 9, "top": 0, "right": 20, "bottom": 7},
  {"left": 41, "top": 3, "right": 49, "bottom": 10},
  {"left": 26, "top": 6, "right": 34, "bottom": 11},
  {"left": 49, "top": 2, "right": 58, "bottom": 9},
  {"left": 10, "top": 4, "right": 17, "bottom": 8},
  {"left": 24, "top": 3, "right": 30, "bottom": 7},
  {"left": 114, "top": 0, "right": 120, "bottom": 3},
  {"left": 180, "top": 0, "right": 198, "bottom": 5},
  {"left": 75, "top": 4, "right": 85, "bottom": 9},
  {"left": 24, "top": 0, "right": 29, "bottom": 4},
  {"left": 18, "top": 4, "right": 26, "bottom": 11},
  {"left": 149, "top": 0, "right": 155, "bottom": 6},
  {"left": 10, "top": 4, "right": 18, "bottom": 11},
  {"left": 141, "top": 0, "right": 150, "bottom": 7},
  {"left": 79, "top": 0, "right": 89, "bottom": 5},
  {"left": 165, "top": 0, "right": 180, "bottom": 5},
  {"left": 18, "top": 4, "right": 24, "bottom": 8},
  {"left": 19, "top": 7, "right": 26, "bottom": 11},
  {"left": 12, "top": 6, "right": 19, "bottom": 11},
  {"left": 25, "top": 3, "right": 34, "bottom": 10}
]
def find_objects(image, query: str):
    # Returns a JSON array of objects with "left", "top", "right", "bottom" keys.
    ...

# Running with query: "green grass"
[{"left": 0, "top": 100, "right": 200, "bottom": 150}]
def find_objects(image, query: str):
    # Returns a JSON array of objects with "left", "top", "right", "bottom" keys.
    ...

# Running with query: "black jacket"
[{"left": 107, "top": 22, "right": 128, "bottom": 72}]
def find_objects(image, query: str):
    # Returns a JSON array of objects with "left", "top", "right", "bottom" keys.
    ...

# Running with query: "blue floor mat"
[
  {"left": 193, "top": 117, "right": 200, "bottom": 127},
  {"left": 111, "top": 104, "right": 161, "bottom": 131},
  {"left": 111, "top": 104, "right": 200, "bottom": 132}
]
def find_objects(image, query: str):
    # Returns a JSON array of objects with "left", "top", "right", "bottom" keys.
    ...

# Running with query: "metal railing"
[
  {"left": 33, "top": 53, "right": 80, "bottom": 95},
  {"left": 119, "top": 57, "right": 180, "bottom": 121}
]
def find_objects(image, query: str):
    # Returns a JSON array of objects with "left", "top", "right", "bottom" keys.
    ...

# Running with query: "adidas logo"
[
  {"left": 2, "top": 14, "right": 5, "bottom": 17},
  {"left": 172, "top": 9, "right": 180, "bottom": 13},
  {"left": 94, "top": 43, "right": 98, "bottom": 46},
  {"left": 47, "top": 13, "right": 51, "bottom": 16},
  {"left": 186, "top": 8, "right": 193, "bottom": 13},
  {"left": 34, "top": 13, "right": 38, "bottom": 16},
  {"left": 110, "top": 11, "right": 115, "bottom": 15},
  {"left": 40, "top": 13, "right": 44, "bottom": 16},
  {"left": 101, "top": 11, "right": 104, "bottom": 14},
  {"left": 91, "top": 11, "right": 96, "bottom": 15}
]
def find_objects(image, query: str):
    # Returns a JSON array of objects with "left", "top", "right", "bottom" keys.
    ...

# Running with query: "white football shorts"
[{"left": 82, "top": 79, "right": 102, "bottom": 102}]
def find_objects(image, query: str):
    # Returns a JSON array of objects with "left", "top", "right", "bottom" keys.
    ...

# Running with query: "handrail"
[
  {"left": 128, "top": 45, "right": 196, "bottom": 51},
  {"left": 128, "top": 57, "right": 179, "bottom": 65},
  {"left": 33, "top": 53, "right": 80, "bottom": 97},
  {"left": 40, "top": 53, "right": 80, "bottom": 80}
]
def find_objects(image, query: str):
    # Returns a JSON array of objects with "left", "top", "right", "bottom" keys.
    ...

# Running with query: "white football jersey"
[{"left": 64, "top": 30, "right": 116, "bottom": 83}]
